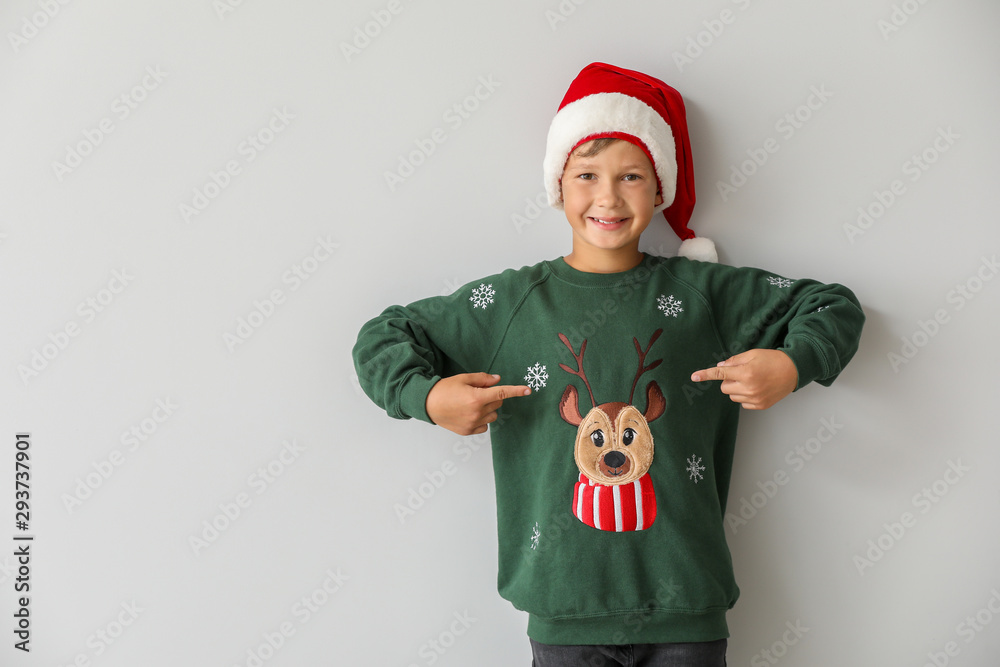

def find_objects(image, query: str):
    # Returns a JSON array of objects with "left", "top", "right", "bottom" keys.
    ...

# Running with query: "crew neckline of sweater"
[{"left": 545, "top": 253, "right": 660, "bottom": 287}]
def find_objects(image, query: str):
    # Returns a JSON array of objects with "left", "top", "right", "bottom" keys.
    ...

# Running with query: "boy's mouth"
[{"left": 588, "top": 216, "right": 629, "bottom": 229}]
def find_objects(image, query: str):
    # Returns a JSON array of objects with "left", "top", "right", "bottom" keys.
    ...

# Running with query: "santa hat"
[{"left": 543, "top": 62, "right": 716, "bottom": 262}]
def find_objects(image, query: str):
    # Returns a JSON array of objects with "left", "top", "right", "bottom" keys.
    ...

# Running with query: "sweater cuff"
[
  {"left": 398, "top": 373, "right": 441, "bottom": 424},
  {"left": 779, "top": 336, "right": 831, "bottom": 391}
]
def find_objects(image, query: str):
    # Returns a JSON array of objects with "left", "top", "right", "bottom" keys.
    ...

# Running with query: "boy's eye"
[
  {"left": 623, "top": 174, "right": 641, "bottom": 181},
  {"left": 578, "top": 173, "right": 595, "bottom": 180}
]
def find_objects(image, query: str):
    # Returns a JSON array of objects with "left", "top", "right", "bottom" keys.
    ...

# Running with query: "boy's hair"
[{"left": 572, "top": 137, "right": 621, "bottom": 158}]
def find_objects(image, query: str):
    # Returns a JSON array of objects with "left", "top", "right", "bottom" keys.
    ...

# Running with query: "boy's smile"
[
  {"left": 587, "top": 216, "right": 628, "bottom": 230},
  {"left": 560, "top": 139, "right": 663, "bottom": 273}
]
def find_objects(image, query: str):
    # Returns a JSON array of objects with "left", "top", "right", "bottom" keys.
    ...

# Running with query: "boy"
[{"left": 353, "top": 63, "right": 864, "bottom": 666}]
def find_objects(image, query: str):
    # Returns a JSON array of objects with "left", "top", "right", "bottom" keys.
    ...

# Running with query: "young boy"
[{"left": 353, "top": 63, "right": 864, "bottom": 666}]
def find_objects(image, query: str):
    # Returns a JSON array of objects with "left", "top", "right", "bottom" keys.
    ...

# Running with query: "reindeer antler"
[
  {"left": 629, "top": 329, "right": 664, "bottom": 404},
  {"left": 558, "top": 333, "right": 597, "bottom": 409}
]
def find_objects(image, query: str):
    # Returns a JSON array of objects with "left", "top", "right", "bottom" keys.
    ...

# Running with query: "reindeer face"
[{"left": 574, "top": 402, "right": 656, "bottom": 486}]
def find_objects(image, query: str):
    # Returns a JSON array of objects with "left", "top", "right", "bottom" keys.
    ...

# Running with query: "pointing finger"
[
  {"left": 692, "top": 354, "right": 755, "bottom": 382},
  {"left": 488, "top": 384, "right": 532, "bottom": 402},
  {"left": 691, "top": 366, "right": 729, "bottom": 383}
]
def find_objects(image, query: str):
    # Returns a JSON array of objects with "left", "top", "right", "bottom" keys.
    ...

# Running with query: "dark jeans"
[{"left": 529, "top": 638, "right": 727, "bottom": 667}]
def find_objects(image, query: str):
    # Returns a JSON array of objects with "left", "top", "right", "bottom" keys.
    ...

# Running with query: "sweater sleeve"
[
  {"left": 669, "top": 259, "right": 865, "bottom": 389},
  {"left": 352, "top": 272, "right": 524, "bottom": 423}
]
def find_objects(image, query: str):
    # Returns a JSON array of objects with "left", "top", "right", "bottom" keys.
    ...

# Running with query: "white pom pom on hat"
[{"left": 543, "top": 62, "right": 717, "bottom": 262}]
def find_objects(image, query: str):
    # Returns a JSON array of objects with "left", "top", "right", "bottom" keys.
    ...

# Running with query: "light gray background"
[{"left": 2, "top": 1, "right": 999, "bottom": 665}]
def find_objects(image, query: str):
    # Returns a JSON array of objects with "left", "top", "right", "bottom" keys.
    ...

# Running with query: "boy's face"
[{"left": 560, "top": 139, "right": 663, "bottom": 266}]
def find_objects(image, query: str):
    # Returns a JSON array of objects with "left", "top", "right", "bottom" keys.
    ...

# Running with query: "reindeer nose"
[{"left": 603, "top": 451, "right": 626, "bottom": 469}]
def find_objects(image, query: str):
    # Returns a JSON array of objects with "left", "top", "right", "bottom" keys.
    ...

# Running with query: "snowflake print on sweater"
[
  {"left": 524, "top": 363, "right": 548, "bottom": 391},
  {"left": 469, "top": 283, "right": 495, "bottom": 309},
  {"left": 767, "top": 276, "right": 793, "bottom": 289},
  {"left": 657, "top": 294, "right": 684, "bottom": 318},
  {"left": 686, "top": 455, "right": 705, "bottom": 483},
  {"left": 530, "top": 522, "right": 541, "bottom": 550}
]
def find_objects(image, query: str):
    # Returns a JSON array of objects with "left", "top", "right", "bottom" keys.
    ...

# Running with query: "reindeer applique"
[{"left": 558, "top": 329, "right": 666, "bottom": 532}]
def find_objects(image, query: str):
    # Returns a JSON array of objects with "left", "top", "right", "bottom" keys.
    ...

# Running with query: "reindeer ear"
[
  {"left": 643, "top": 382, "right": 666, "bottom": 423},
  {"left": 559, "top": 385, "right": 584, "bottom": 426}
]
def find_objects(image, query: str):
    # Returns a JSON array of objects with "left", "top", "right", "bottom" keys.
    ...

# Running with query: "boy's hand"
[
  {"left": 425, "top": 373, "right": 531, "bottom": 436},
  {"left": 690, "top": 349, "right": 798, "bottom": 410}
]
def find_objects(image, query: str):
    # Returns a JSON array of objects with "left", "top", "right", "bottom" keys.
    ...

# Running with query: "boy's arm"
[
  {"left": 680, "top": 261, "right": 865, "bottom": 409},
  {"left": 353, "top": 286, "right": 530, "bottom": 434},
  {"left": 353, "top": 302, "right": 447, "bottom": 423}
]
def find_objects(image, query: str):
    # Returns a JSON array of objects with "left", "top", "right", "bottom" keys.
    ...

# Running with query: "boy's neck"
[{"left": 563, "top": 247, "right": 644, "bottom": 274}]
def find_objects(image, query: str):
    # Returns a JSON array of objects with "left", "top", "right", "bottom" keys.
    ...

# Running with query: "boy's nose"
[{"left": 595, "top": 182, "right": 623, "bottom": 206}]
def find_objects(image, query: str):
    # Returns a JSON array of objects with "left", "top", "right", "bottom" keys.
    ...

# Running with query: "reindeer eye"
[
  {"left": 590, "top": 430, "right": 605, "bottom": 447},
  {"left": 622, "top": 428, "right": 636, "bottom": 445}
]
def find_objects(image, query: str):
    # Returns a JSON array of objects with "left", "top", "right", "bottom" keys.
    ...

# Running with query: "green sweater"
[{"left": 353, "top": 253, "right": 864, "bottom": 645}]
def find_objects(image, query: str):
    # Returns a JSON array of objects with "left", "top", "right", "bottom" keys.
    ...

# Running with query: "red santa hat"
[{"left": 543, "top": 62, "right": 716, "bottom": 262}]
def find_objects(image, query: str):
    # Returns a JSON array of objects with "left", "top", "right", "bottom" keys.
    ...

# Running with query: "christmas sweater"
[{"left": 352, "top": 253, "right": 864, "bottom": 645}]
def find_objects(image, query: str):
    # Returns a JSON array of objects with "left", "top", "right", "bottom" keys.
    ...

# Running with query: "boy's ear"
[{"left": 655, "top": 191, "right": 663, "bottom": 207}]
